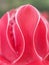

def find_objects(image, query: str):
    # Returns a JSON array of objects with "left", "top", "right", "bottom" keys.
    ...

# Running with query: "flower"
[
  {"left": 0, "top": 4, "right": 49, "bottom": 65},
  {"left": 42, "top": 12, "right": 49, "bottom": 21}
]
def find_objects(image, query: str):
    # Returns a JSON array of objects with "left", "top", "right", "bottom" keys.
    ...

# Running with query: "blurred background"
[{"left": 0, "top": 0, "right": 49, "bottom": 17}]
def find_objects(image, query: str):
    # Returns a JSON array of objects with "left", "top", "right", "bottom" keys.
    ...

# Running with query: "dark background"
[{"left": 0, "top": 0, "right": 49, "bottom": 17}]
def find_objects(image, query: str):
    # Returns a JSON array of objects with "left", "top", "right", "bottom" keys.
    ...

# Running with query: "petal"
[
  {"left": 15, "top": 4, "right": 40, "bottom": 64},
  {"left": 0, "top": 9, "right": 25, "bottom": 63},
  {"left": 33, "top": 16, "right": 48, "bottom": 60}
]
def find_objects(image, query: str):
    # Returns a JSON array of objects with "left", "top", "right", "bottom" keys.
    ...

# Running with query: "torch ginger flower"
[{"left": 0, "top": 4, "right": 49, "bottom": 65}]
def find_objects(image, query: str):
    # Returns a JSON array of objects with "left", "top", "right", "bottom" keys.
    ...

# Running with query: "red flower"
[
  {"left": 0, "top": 4, "right": 49, "bottom": 65},
  {"left": 42, "top": 12, "right": 49, "bottom": 21}
]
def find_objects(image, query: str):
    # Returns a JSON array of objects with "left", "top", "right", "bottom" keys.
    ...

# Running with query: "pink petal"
[
  {"left": 0, "top": 9, "right": 25, "bottom": 63},
  {"left": 15, "top": 4, "right": 40, "bottom": 64},
  {"left": 33, "top": 16, "right": 49, "bottom": 60}
]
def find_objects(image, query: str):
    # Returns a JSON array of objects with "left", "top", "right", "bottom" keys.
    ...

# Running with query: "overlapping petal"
[{"left": 0, "top": 9, "right": 25, "bottom": 64}]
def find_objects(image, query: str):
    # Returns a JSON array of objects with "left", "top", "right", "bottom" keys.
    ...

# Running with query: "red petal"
[
  {"left": 33, "top": 16, "right": 48, "bottom": 60},
  {"left": 0, "top": 9, "right": 25, "bottom": 63},
  {"left": 15, "top": 4, "right": 40, "bottom": 64}
]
